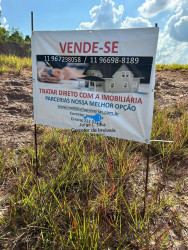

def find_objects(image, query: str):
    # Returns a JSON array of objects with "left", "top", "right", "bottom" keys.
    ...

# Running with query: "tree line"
[
  {"left": 0, "top": 10, "right": 31, "bottom": 43},
  {"left": 0, "top": 26, "right": 31, "bottom": 43}
]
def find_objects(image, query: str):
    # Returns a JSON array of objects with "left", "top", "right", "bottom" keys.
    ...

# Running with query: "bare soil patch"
[
  {"left": 155, "top": 70, "right": 188, "bottom": 109},
  {"left": 0, "top": 70, "right": 33, "bottom": 149}
]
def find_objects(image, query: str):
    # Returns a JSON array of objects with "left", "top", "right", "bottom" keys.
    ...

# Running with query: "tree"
[
  {"left": 0, "top": 27, "right": 9, "bottom": 42},
  {"left": 25, "top": 35, "right": 31, "bottom": 43},
  {"left": 8, "top": 29, "right": 24, "bottom": 43}
]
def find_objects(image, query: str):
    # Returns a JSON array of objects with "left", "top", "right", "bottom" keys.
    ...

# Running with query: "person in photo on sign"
[{"left": 37, "top": 61, "right": 79, "bottom": 83}]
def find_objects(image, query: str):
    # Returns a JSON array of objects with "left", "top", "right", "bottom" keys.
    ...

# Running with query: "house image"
[{"left": 80, "top": 63, "right": 149, "bottom": 93}]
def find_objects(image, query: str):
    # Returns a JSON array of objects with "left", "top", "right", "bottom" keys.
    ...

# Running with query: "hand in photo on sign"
[
  {"left": 38, "top": 67, "right": 63, "bottom": 83},
  {"left": 37, "top": 61, "right": 79, "bottom": 83}
]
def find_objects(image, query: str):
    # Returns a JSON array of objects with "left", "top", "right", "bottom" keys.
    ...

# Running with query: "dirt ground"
[
  {"left": 0, "top": 70, "right": 33, "bottom": 149},
  {"left": 0, "top": 69, "right": 187, "bottom": 149}
]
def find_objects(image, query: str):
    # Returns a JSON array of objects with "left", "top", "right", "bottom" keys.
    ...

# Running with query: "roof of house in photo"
[
  {"left": 83, "top": 64, "right": 121, "bottom": 78},
  {"left": 80, "top": 75, "right": 105, "bottom": 82},
  {"left": 81, "top": 63, "right": 152, "bottom": 84}
]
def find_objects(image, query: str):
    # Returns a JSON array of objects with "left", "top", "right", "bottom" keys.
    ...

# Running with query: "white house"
[{"left": 81, "top": 64, "right": 148, "bottom": 93}]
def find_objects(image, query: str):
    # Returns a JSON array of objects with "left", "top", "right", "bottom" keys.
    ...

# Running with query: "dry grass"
[
  {"left": 0, "top": 54, "right": 31, "bottom": 75},
  {"left": 0, "top": 102, "right": 187, "bottom": 249}
]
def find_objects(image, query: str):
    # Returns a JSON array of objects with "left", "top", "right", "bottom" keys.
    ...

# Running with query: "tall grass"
[
  {"left": 156, "top": 64, "right": 188, "bottom": 71},
  {"left": 0, "top": 54, "right": 31, "bottom": 74},
  {"left": 151, "top": 102, "right": 188, "bottom": 172},
  {"left": 0, "top": 103, "right": 187, "bottom": 249}
]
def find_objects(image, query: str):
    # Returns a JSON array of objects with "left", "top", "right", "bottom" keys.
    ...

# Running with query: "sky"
[{"left": 0, "top": 0, "right": 188, "bottom": 64}]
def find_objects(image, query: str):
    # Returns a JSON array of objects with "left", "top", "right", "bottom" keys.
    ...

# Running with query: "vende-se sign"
[
  {"left": 59, "top": 41, "right": 119, "bottom": 54},
  {"left": 31, "top": 28, "right": 159, "bottom": 143}
]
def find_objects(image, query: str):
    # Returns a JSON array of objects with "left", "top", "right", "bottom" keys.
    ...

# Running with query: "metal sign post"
[
  {"left": 144, "top": 23, "right": 158, "bottom": 216},
  {"left": 31, "top": 11, "right": 39, "bottom": 177},
  {"left": 144, "top": 143, "right": 150, "bottom": 214},
  {"left": 34, "top": 124, "right": 38, "bottom": 177}
]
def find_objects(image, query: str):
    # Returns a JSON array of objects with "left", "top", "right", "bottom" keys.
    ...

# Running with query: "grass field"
[
  {"left": 0, "top": 55, "right": 31, "bottom": 74},
  {"left": 0, "top": 55, "right": 187, "bottom": 249}
]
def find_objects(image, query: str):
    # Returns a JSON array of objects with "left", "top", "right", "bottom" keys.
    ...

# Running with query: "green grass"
[
  {"left": 156, "top": 64, "right": 188, "bottom": 71},
  {"left": 151, "top": 102, "right": 188, "bottom": 172},
  {"left": 0, "top": 103, "right": 187, "bottom": 249},
  {"left": 0, "top": 54, "right": 31, "bottom": 74}
]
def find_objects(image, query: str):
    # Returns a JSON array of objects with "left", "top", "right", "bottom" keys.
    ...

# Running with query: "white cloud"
[
  {"left": 2, "top": 17, "right": 7, "bottom": 25},
  {"left": 154, "top": 0, "right": 188, "bottom": 62},
  {"left": 0, "top": 16, "right": 8, "bottom": 28},
  {"left": 78, "top": 0, "right": 152, "bottom": 30},
  {"left": 138, "top": 0, "right": 181, "bottom": 18},
  {"left": 0, "top": 0, "right": 9, "bottom": 29},
  {"left": 165, "top": 1, "right": 188, "bottom": 42},
  {"left": 156, "top": 31, "right": 188, "bottom": 64},
  {"left": 121, "top": 17, "right": 152, "bottom": 28},
  {"left": 78, "top": 0, "right": 124, "bottom": 30},
  {"left": 77, "top": 0, "right": 188, "bottom": 63}
]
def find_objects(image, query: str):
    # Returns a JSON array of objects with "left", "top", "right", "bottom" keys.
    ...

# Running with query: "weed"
[
  {"left": 156, "top": 64, "right": 188, "bottom": 71},
  {"left": 151, "top": 102, "right": 188, "bottom": 173},
  {"left": 0, "top": 66, "right": 7, "bottom": 75},
  {"left": 0, "top": 117, "right": 187, "bottom": 249},
  {"left": 0, "top": 54, "right": 31, "bottom": 74}
]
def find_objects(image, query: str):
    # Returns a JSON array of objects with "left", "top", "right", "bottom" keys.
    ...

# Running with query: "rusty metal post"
[
  {"left": 34, "top": 124, "right": 39, "bottom": 176},
  {"left": 144, "top": 23, "right": 158, "bottom": 214},
  {"left": 31, "top": 11, "right": 38, "bottom": 176},
  {"left": 31, "top": 11, "right": 34, "bottom": 33},
  {"left": 144, "top": 143, "right": 150, "bottom": 214}
]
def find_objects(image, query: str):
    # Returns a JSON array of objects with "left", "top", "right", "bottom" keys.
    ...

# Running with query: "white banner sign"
[{"left": 31, "top": 28, "right": 159, "bottom": 143}]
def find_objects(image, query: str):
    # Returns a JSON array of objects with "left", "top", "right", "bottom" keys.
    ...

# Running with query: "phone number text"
[{"left": 43, "top": 55, "right": 140, "bottom": 64}]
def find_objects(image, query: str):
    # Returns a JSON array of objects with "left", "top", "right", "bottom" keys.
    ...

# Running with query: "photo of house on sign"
[
  {"left": 36, "top": 55, "right": 153, "bottom": 94},
  {"left": 80, "top": 63, "right": 152, "bottom": 94}
]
